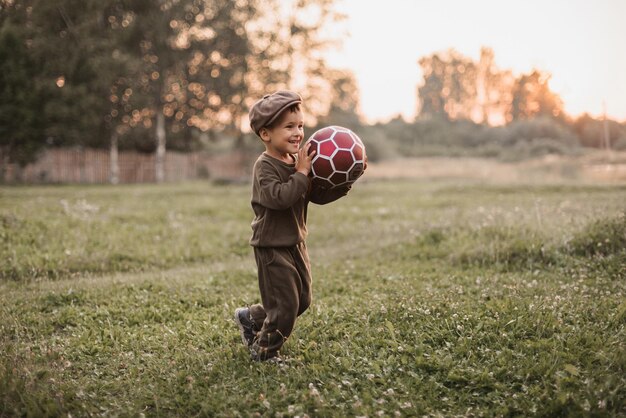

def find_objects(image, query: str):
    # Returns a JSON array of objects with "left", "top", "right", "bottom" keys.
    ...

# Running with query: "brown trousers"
[{"left": 249, "top": 242, "right": 312, "bottom": 359}]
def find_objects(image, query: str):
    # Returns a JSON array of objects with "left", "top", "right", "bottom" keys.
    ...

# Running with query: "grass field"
[{"left": 1, "top": 179, "right": 625, "bottom": 417}]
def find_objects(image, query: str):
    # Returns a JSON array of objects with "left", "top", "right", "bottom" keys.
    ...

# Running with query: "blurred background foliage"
[{"left": 1, "top": 0, "right": 625, "bottom": 179}]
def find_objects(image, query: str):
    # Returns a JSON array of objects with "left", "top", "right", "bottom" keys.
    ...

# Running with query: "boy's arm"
[
  {"left": 308, "top": 183, "right": 352, "bottom": 205},
  {"left": 257, "top": 162, "right": 309, "bottom": 210}
]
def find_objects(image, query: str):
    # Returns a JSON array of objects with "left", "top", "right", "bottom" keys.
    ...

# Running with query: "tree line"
[
  {"left": 338, "top": 48, "right": 625, "bottom": 163},
  {"left": 349, "top": 47, "right": 626, "bottom": 162}
]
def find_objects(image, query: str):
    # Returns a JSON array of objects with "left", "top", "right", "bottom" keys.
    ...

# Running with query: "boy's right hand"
[{"left": 296, "top": 142, "right": 315, "bottom": 176}]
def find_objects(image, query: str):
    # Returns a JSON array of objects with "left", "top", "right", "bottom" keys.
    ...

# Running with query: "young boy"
[{"left": 234, "top": 90, "right": 352, "bottom": 363}]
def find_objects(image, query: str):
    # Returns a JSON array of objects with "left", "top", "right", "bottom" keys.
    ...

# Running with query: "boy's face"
[{"left": 260, "top": 109, "right": 305, "bottom": 161}]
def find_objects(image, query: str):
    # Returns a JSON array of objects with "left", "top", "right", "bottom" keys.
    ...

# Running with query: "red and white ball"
[
  {"left": 306, "top": 126, "right": 366, "bottom": 189},
  {"left": 307, "top": 126, "right": 365, "bottom": 189}
]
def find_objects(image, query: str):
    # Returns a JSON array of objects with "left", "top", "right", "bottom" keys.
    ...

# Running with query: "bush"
[
  {"left": 498, "top": 117, "right": 580, "bottom": 147},
  {"left": 612, "top": 136, "right": 626, "bottom": 151},
  {"left": 358, "top": 126, "right": 399, "bottom": 162},
  {"left": 567, "top": 215, "right": 626, "bottom": 257},
  {"left": 363, "top": 116, "right": 586, "bottom": 161},
  {"left": 499, "top": 137, "right": 582, "bottom": 162}
]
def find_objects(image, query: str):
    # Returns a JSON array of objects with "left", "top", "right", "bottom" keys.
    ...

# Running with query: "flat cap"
[{"left": 249, "top": 90, "right": 302, "bottom": 136}]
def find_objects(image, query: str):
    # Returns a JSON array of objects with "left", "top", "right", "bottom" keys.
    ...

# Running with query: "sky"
[{"left": 323, "top": 0, "right": 626, "bottom": 123}]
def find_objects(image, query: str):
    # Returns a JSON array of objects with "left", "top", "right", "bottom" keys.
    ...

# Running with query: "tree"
[
  {"left": 98, "top": 1, "right": 142, "bottom": 183},
  {"left": 4, "top": 0, "right": 144, "bottom": 183},
  {"left": 508, "top": 69, "right": 563, "bottom": 122},
  {"left": 316, "top": 69, "right": 362, "bottom": 128},
  {"left": 475, "top": 47, "right": 513, "bottom": 125},
  {"left": 185, "top": 0, "right": 259, "bottom": 138},
  {"left": 247, "top": 0, "right": 346, "bottom": 125},
  {"left": 417, "top": 53, "right": 447, "bottom": 119},
  {"left": 21, "top": 1, "right": 113, "bottom": 148},
  {"left": 417, "top": 49, "right": 477, "bottom": 121},
  {"left": 573, "top": 113, "right": 625, "bottom": 149},
  {"left": 113, "top": 0, "right": 188, "bottom": 181},
  {"left": 0, "top": 21, "right": 45, "bottom": 179},
  {"left": 117, "top": 0, "right": 264, "bottom": 179}
]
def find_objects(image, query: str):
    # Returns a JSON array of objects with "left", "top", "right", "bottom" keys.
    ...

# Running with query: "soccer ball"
[{"left": 306, "top": 126, "right": 366, "bottom": 189}]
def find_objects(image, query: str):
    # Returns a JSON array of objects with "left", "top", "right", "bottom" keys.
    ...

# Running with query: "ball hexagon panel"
[
  {"left": 319, "top": 139, "right": 337, "bottom": 157},
  {"left": 330, "top": 171, "right": 348, "bottom": 185},
  {"left": 313, "top": 156, "right": 334, "bottom": 178},
  {"left": 332, "top": 150, "right": 355, "bottom": 172},
  {"left": 348, "top": 162, "right": 364, "bottom": 181},
  {"left": 349, "top": 131, "right": 364, "bottom": 147},
  {"left": 308, "top": 139, "right": 320, "bottom": 156},
  {"left": 313, "top": 127, "right": 335, "bottom": 141},
  {"left": 351, "top": 143, "right": 364, "bottom": 161},
  {"left": 332, "top": 131, "right": 354, "bottom": 149}
]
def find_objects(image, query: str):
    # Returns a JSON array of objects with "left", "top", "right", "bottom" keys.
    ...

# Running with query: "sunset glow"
[{"left": 324, "top": 0, "right": 626, "bottom": 123}]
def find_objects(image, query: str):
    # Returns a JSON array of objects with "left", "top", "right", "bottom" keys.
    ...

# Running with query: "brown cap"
[{"left": 249, "top": 90, "right": 302, "bottom": 136}]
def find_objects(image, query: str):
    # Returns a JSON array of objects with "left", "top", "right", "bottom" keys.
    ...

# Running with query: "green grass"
[{"left": 1, "top": 180, "right": 625, "bottom": 417}]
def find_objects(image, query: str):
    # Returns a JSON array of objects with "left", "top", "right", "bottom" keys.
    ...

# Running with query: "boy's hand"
[{"left": 296, "top": 142, "right": 315, "bottom": 176}]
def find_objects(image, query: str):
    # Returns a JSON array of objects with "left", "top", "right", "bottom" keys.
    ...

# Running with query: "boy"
[{"left": 234, "top": 90, "right": 352, "bottom": 363}]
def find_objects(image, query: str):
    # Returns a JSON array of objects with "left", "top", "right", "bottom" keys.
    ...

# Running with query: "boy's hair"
[
  {"left": 265, "top": 103, "right": 301, "bottom": 131},
  {"left": 249, "top": 90, "right": 302, "bottom": 137}
]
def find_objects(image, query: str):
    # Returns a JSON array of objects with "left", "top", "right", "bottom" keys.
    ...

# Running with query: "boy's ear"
[{"left": 259, "top": 127, "right": 271, "bottom": 142}]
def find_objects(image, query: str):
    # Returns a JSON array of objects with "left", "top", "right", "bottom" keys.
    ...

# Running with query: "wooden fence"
[{"left": 1, "top": 148, "right": 253, "bottom": 184}]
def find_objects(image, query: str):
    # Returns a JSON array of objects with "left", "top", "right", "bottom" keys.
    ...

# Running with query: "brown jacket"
[{"left": 249, "top": 153, "right": 350, "bottom": 247}]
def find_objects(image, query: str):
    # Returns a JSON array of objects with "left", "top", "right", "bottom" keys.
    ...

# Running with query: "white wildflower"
[{"left": 308, "top": 383, "right": 320, "bottom": 397}]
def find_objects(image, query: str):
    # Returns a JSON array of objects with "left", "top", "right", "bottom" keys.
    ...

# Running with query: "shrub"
[
  {"left": 498, "top": 117, "right": 579, "bottom": 147},
  {"left": 567, "top": 215, "right": 626, "bottom": 257}
]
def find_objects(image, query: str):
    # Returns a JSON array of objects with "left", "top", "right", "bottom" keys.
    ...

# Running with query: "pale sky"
[{"left": 323, "top": 0, "right": 626, "bottom": 123}]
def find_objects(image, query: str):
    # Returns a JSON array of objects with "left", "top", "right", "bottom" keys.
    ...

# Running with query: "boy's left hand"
[{"left": 296, "top": 142, "right": 315, "bottom": 176}]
